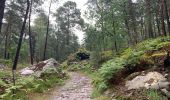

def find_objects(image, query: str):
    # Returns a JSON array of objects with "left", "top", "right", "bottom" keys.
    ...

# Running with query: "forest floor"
[{"left": 29, "top": 72, "right": 93, "bottom": 100}]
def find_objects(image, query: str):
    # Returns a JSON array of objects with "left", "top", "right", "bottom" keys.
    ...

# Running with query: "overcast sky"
[{"left": 37, "top": 0, "right": 88, "bottom": 43}]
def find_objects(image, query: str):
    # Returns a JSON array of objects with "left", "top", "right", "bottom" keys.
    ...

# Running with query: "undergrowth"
[
  {"left": 0, "top": 69, "right": 67, "bottom": 99},
  {"left": 93, "top": 36, "right": 170, "bottom": 93}
]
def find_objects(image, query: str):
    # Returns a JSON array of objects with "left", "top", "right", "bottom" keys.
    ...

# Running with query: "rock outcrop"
[
  {"left": 20, "top": 58, "right": 61, "bottom": 77},
  {"left": 126, "top": 71, "right": 170, "bottom": 90}
]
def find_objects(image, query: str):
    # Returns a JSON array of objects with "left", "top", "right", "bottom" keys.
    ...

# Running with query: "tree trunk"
[
  {"left": 12, "top": 0, "right": 30, "bottom": 86},
  {"left": 28, "top": 0, "right": 33, "bottom": 65},
  {"left": 145, "top": 0, "right": 153, "bottom": 38},
  {"left": 112, "top": 10, "right": 118, "bottom": 52},
  {"left": 43, "top": 0, "right": 52, "bottom": 60},
  {"left": 123, "top": 2, "right": 132, "bottom": 45},
  {"left": 163, "top": 0, "right": 170, "bottom": 35},
  {"left": 128, "top": 0, "right": 138, "bottom": 44},
  {"left": 4, "top": 23, "right": 10, "bottom": 59},
  {"left": 156, "top": 11, "right": 161, "bottom": 36},
  {"left": 159, "top": 0, "right": 167, "bottom": 36},
  {"left": 0, "top": 0, "right": 6, "bottom": 34}
]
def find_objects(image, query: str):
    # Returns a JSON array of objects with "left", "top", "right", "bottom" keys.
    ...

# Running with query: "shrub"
[
  {"left": 93, "top": 58, "right": 125, "bottom": 92},
  {"left": 67, "top": 53, "right": 77, "bottom": 63},
  {"left": 76, "top": 48, "right": 90, "bottom": 60},
  {"left": 100, "top": 50, "right": 113, "bottom": 63}
]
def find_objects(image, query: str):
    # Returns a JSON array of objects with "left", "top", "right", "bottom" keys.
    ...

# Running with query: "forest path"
[{"left": 29, "top": 72, "right": 93, "bottom": 100}]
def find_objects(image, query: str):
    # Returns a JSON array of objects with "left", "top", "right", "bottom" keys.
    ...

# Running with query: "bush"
[
  {"left": 67, "top": 53, "right": 77, "bottom": 63},
  {"left": 93, "top": 58, "right": 125, "bottom": 92},
  {"left": 100, "top": 51, "right": 113, "bottom": 63},
  {"left": 76, "top": 48, "right": 90, "bottom": 60},
  {"left": 68, "top": 60, "right": 94, "bottom": 73}
]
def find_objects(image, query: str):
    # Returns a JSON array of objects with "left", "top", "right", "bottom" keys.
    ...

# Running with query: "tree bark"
[
  {"left": 128, "top": 0, "right": 138, "bottom": 44},
  {"left": 145, "top": 0, "right": 153, "bottom": 38},
  {"left": 112, "top": 10, "right": 118, "bottom": 52},
  {"left": 156, "top": 10, "right": 161, "bottom": 36},
  {"left": 43, "top": 0, "right": 52, "bottom": 60},
  {"left": 123, "top": 2, "right": 132, "bottom": 45},
  {"left": 163, "top": 0, "right": 170, "bottom": 34},
  {"left": 159, "top": 0, "right": 167, "bottom": 36},
  {"left": 28, "top": 0, "right": 33, "bottom": 65},
  {"left": 4, "top": 23, "right": 10, "bottom": 59},
  {"left": 12, "top": 0, "right": 30, "bottom": 86},
  {"left": 0, "top": 0, "right": 6, "bottom": 34}
]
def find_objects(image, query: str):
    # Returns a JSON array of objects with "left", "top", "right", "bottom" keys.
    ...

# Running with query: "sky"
[{"left": 38, "top": 0, "right": 89, "bottom": 43}]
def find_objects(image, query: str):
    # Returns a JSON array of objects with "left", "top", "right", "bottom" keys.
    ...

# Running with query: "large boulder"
[
  {"left": 126, "top": 71, "right": 170, "bottom": 90},
  {"left": 20, "top": 68, "right": 34, "bottom": 75},
  {"left": 20, "top": 58, "right": 61, "bottom": 77}
]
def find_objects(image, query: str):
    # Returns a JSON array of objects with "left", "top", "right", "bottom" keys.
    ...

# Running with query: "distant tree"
[
  {"left": 29, "top": 0, "right": 34, "bottom": 64},
  {"left": 163, "top": 0, "right": 170, "bottom": 34},
  {"left": 55, "top": 1, "right": 84, "bottom": 45},
  {"left": 54, "top": 1, "right": 84, "bottom": 56},
  {"left": 29, "top": 0, "right": 43, "bottom": 64},
  {"left": 145, "top": 0, "right": 153, "bottom": 38},
  {"left": 33, "top": 11, "right": 48, "bottom": 62},
  {"left": 0, "top": 0, "right": 6, "bottom": 34},
  {"left": 3, "top": 1, "right": 23, "bottom": 59},
  {"left": 43, "top": 0, "right": 52, "bottom": 60}
]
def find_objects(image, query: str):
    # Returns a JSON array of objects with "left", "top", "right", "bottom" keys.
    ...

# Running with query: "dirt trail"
[{"left": 29, "top": 72, "right": 92, "bottom": 100}]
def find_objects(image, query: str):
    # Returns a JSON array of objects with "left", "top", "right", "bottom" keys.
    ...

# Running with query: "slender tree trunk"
[
  {"left": 7, "top": 25, "right": 11, "bottom": 60},
  {"left": 12, "top": 0, "right": 30, "bottom": 86},
  {"left": 4, "top": 23, "right": 10, "bottom": 59},
  {"left": 28, "top": 0, "right": 33, "bottom": 65},
  {"left": 0, "top": 0, "right": 6, "bottom": 34},
  {"left": 123, "top": 2, "right": 131, "bottom": 45},
  {"left": 159, "top": 0, "right": 167, "bottom": 36},
  {"left": 145, "top": 0, "right": 153, "bottom": 38},
  {"left": 163, "top": 0, "right": 170, "bottom": 34},
  {"left": 4, "top": 35, "right": 8, "bottom": 59},
  {"left": 101, "top": 5, "right": 105, "bottom": 51},
  {"left": 112, "top": 10, "right": 118, "bottom": 52},
  {"left": 43, "top": 0, "right": 52, "bottom": 60},
  {"left": 128, "top": 0, "right": 138, "bottom": 44},
  {"left": 64, "top": 4, "right": 70, "bottom": 57},
  {"left": 156, "top": 11, "right": 161, "bottom": 36}
]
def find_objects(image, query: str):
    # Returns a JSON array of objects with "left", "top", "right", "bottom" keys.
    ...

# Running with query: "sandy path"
[{"left": 29, "top": 72, "right": 92, "bottom": 100}]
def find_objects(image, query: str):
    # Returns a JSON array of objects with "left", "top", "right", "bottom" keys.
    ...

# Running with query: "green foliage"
[
  {"left": 61, "top": 61, "right": 69, "bottom": 69},
  {"left": 68, "top": 60, "right": 94, "bottom": 73},
  {"left": 0, "top": 68, "right": 67, "bottom": 99},
  {"left": 100, "top": 51, "right": 113, "bottom": 62},
  {"left": 0, "top": 59, "right": 12, "bottom": 67},
  {"left": 93, "top": 58, "right": 125, "bottom": 92},
  {"left": 0, "top": 85, "right": 28, "bottom": 100},
  {"left": 147, "top": 89, "right": 168, "bottom": 100}
]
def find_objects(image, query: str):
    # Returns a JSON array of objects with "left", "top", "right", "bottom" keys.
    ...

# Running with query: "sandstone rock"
[
  {"left": 161, "top": 89, "right": 170, "bottom": 98},
  {"left": 20, "top": 69, "right": 34, "bottom": 75},
  {"left": 20, "top": 58, "right": 60, "bottom": 77},
  {"left": 126, "top": 71, "right": 169, "bottom": 90}
]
